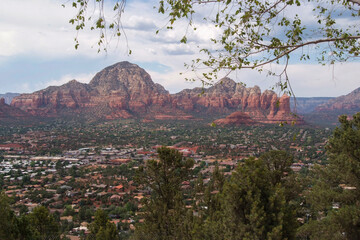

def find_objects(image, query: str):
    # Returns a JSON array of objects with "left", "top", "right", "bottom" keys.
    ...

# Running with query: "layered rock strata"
[
  {"left": 0, "top": 98, "right": 30, "bottom": 119},
  {"left": 11, "top": 61, "right": 301, "bottom": 124}
]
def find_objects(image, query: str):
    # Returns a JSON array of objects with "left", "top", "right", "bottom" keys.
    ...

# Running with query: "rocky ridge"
[
  {"left": 0, "top": 98, "right": 30, "bottom": 119},
  {"left": 301, "top": 87, "right": 360, "bottom": 126},
  {"left": 11, "top": 62, "right": 300, "bottom": 124},
  {"left": 316, "top": 87, "right": 360, "bottom": 112}
]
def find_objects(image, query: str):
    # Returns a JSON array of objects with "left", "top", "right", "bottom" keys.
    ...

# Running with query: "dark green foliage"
[
  {"left": 95, "top": 221, "right": 118, "bottom": 240},
  {"left": 27, "top": 206, "right": 61, "bottom": 240},
  {"left": 0, "top": 192, "right": 19, "bottom": 240},
  {"left": 0, "top": 194, "right": 61, "bottom": 240},
  {"left": 133, "top": 149, "right": 298, "bottom": 239},
  {"left": 299, "top": 113, "right": 360, "bottom": 239},
  {"left": 133, "top": 147, "right": 194, "bottom": 240},
  {"left": 220, "top": 156, "right": 297, "bottom": 240},
  {"left": 259, "top": 150, "right": 293, "bottom": 186},
  {"left": 88, "top": 209, "right": 119, "bottom": 240},
  {"left": 195, "top": 152, "right": 298, "bottom": 240}
]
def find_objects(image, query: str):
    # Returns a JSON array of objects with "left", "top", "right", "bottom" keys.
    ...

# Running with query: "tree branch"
[
  {"left": 262, "top": 35, "right": 360, "bottom": 50},
  {"left": 228, "top": 35, "right": 360, "bottom": 69}
]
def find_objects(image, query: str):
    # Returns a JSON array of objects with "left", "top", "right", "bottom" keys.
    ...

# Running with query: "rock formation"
[
  {"left": 171, "top": 78, "right": 299, "bottom": 122},
  {"left": 301, "top": 87, "right": 360, "bottom": 126},
  {"left": 11, "top": 61, "right": 301, "bottom": 124},
  {"left": 214, "top": 112, "right": 256, "bottom": 125},
  {"left": 316, "top": 87, "right": 360, "bottom": 112},
  {"left": 0, "top": 98, "right": 30, "bottom": 119}
]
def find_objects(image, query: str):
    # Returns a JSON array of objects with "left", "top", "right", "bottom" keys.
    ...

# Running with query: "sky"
[{"left": 0, "top": 0, "right": 359, "bottom": 97}]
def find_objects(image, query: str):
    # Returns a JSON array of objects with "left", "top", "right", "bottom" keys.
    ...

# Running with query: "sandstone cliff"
[
  {"left": 11, "top": 80, "right": 92, "bottom": 116},
  {"left": 11, "top": 62, "right": 300, "bottom": 124},
  {"left": 0, "top": 98, "right": 30, "bottom": 119}
]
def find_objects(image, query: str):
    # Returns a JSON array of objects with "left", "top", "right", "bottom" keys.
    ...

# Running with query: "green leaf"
[{"left": 180, "top": 36, "right": 187, "bottom": 43}]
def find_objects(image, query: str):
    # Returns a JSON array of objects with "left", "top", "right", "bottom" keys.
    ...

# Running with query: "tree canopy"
[
  {"left": 299, "top": 113, "right": 360, "bottom": 239},
  {"left": 67, "top": 0, "right": 360, "bottom": 92},
  {"left": 133, "top": 146, "right": 194, "bottom": 239}
]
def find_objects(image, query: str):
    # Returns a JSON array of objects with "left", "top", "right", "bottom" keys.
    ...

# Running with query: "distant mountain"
[
  {"left": 0, "top": 93, "right": 20, "bottom": 104},
  {"left": 10, "top": 61, "right": 299, "bottom": 124},
  {"left": 316, "top": 87, "right": 360, "bottom": 112},
  {"left": 290, "top": 97, "right": 334, "bottom": 114},
  {"left": 303, "top": 87, "right": 360, "bottom": 126}
]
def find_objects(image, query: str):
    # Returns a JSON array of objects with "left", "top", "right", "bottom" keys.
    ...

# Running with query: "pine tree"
[
  {"left": 95, "top": 222, "right": 118, "bottom": 240},
  {"left": 222, "top": 157, "right": 285, "bottom": 239},
  {"left": 201, "top": 153, "right": 298, "bottom": 240},
  {"left": 27, "top": 206, "right": 60, "bottom": 240},
  {"left": 299, "top": 113, "right": 360, "bottom": 239},
  {"left": 89, "top": 209, "right": 119, "bottom": 240},
  {"left": 0, "top": 192, "right": 19, "bottom": 240},
  {"left": 132, "top": 147, "right": 194, "bottom": 240}
]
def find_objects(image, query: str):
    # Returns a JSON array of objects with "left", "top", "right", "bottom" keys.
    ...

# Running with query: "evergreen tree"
[
  {"left": 299, "top": 113, "right": 360, "bottom": 239},
  {"left": 27, "top": 206, "right": 60, "bottom": 240},
  {"left": 95, "top": 222, "right": 118, "bottom": 240},
  {"left": 197, "top": 163, "right": 225, "bottom": 240},
  {"left": 220, "top": 157, "right": 297, "bottom": 240},
  {"left": 197, "top": 152, "right": 299, "bottom": 240},
  {"left": 88, "top": 209, "right": 119, "bottom": 240},
  {"left": 0, "top": 192, "right": 19, "bottom": 240},
  {"left": 132, "top": 147, "right": 194, "bottom": 240}
]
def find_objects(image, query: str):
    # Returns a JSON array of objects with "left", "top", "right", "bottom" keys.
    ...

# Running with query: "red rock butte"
[
  {"left": 10, "top": 61, "right": 303, "bottom": 124},
  {"left": 0, "top": 97, "right": 30, "bottom": 119}
]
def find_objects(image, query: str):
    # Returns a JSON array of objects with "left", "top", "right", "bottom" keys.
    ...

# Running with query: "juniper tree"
[
  {"left": 299, "top": 113, "right": 360, "bottom": 240},
  {"left": 219, "top": 155, "right": 298, "bottom": 240},
  {"left": 132, "top": 146, "right": 194, "bottom": 240}
]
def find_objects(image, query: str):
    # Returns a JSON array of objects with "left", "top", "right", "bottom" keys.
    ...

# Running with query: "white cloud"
[
  {"left": 148, "top": 70, "right": 203, "bottom": 94},
  {"left": 0, "top": 31, "right": 20, "bottom": 56},
  {"left": 0, "top": 0, "right": 359, "bottom": 98},
  {"left": 43, "top": 72, "right": 95, "bottom": 88},
  {"left": 147, "top": 61, "right": 360, "bottom": 97},
  {"left": 20, "top": 72, "right": 96, "bottom": 93},
  {"left": 125, "top": 15, "right": 158, "bottom": 31},
  {"left": 285, "top": 63, "right": 360, "bottom": 97}
]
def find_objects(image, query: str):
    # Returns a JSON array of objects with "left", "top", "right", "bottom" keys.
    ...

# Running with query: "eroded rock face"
[
  {"left": 214, "top": 93, "right": 303, "bottom": 125},
  {"left": 0, "top": 99, "right": 30, "bottom": 119},
  {"left": 11, "top": 62, "right": 173, "bottom": 118},
  {"left": 11, "top": 80, "right": 92, "bottom": 115},
  {"left": 316, "top": 87, "right": 360, "bottom": 112},
  {"left": 11, "top": 62, "right": 300, "bottom": 123}
]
